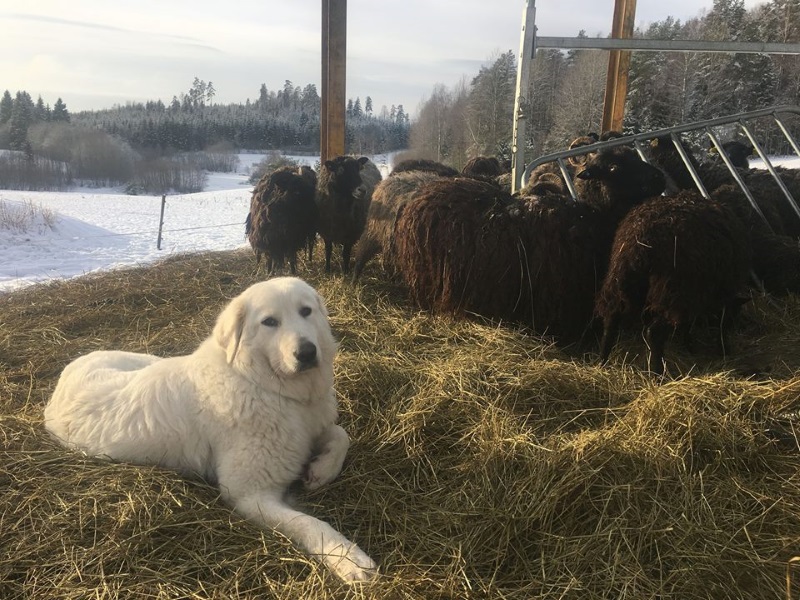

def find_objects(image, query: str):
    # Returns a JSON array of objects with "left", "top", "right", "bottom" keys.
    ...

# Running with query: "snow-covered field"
[
  {"left": 0, "top": 153, "right": 393, "bottom": 293},
  {"left": 0, "top": 152, "right": 797, "bottom": 294}
]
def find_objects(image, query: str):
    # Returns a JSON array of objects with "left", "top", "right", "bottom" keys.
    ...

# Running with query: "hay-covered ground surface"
[{"left": 1, "top": 248, "right": 799, "bottom": 599}]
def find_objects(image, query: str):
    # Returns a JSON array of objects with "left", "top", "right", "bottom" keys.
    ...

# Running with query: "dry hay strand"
[{"left": 1, "top": 249, "right": 800, "bottom": 599}]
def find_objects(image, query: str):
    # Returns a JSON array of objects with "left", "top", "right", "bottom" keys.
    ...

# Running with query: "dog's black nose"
[{"left": 295, "top": 340, "right": 318, "bottom": 366}]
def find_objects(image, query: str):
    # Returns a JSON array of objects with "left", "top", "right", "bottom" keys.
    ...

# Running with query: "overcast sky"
[{"left": 0, "top": 0, "right": 768, "bottom": 117}]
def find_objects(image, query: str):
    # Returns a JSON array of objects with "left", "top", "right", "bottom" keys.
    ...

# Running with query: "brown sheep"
[
  {"left": 596, "top": 186, "right": 751, "bottom": 375},
  {"left": 521, "top": 134, "right": 605, "bottom": 195},
  {"left": 390, "top": 158, "right": 459, "bottom": 178},
  {"left": 461, "top": 156, "right": 504, "bottom": 178},
  {"left": 649, "top": 135, "right": 800, "bottom": 237},
  {"left": 391, "top": 146, "right": 666, "bottom": 342},
  {"left": 351, "top": 169, "right": 442, "bottom": 281},
  {"left": 246, "top": 165, "right": 317, "bottom": 275},
  {"left": 716, "top": 140, "right": 755, "bottom": 169}
]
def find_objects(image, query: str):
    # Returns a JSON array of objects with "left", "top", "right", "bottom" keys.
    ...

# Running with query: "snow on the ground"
[
  {"left": 0, "top": 152, "right": 395, "bottom": 294},
  {"left": 0, "top": 189, "right": 251, "bottom": 293}
]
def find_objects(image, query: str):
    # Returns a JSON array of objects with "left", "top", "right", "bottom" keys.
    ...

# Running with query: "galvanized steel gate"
[
  {"left": 510, "top": 0, "right": 800, "bottom": 194},
  {"left": 519, "top": 105, "right": 800, "bottom": 233}
]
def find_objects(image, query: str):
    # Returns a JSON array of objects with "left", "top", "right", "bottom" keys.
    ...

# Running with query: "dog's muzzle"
[{"left": 294, "top": 340, "right": 318, "bottom": 371}]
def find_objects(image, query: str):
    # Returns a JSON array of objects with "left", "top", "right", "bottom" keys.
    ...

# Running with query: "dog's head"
[{"left": 212, "top": 278, "right": 336, "bottom": 388}]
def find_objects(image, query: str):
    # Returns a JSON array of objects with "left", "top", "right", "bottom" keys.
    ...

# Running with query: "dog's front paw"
[
  {"left": 303, "top": 449, "right": 344, "bottom": 490},
  {"left": 324, "top": 543, "right": 378, "bottom": 583}
]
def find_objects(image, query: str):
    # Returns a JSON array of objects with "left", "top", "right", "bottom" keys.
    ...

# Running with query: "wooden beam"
[
  {"left": 601, "top": 0, "right": 636, "bottom": 133},
  {"left": 321, "top": 0, "right": 347, "bottom": 164}
]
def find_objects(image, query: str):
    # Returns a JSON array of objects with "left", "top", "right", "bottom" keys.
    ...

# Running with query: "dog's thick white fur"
[{"left": 44, "top": 277, "right": 377, "bottom": 582}]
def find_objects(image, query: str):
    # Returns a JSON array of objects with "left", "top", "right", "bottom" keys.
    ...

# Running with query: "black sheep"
[
  {"left": 717, "top": 140, "right": 755, "bottom": 169},
  {"left": 315, "top": 155, "right": 382, "bottom": 273},
  {"left": 596, "top": 186, "right": 751, "bottom": 375},
  {"left": 246, "top": 166, "right": 318, "bottom": 275}
]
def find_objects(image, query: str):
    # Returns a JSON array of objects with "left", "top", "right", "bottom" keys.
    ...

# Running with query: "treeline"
[
  {"left": 70, "top": 79, "right": 410, "bottom": 154},
  {"left": 0, "top": 90, "right": 71, "bottom": 153},
  {"left": 411, "top": 0, "right": 800, "bottom": 167},
  {"left": 0, "top": 78, "right": 409, "bottom": 156},
  {"left": 0, "top": 77, "right": 410, "bottom": 192}
]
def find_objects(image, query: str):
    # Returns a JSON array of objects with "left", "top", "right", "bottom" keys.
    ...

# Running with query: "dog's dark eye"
[
  {"left": 299, "top": 306, "right": 312, "bottom": 318},
  {"left": 261, "top": 316, "right": 279, "bottom": 327}
]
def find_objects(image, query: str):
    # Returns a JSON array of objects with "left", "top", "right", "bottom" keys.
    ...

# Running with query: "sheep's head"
[
  {"left": 575, "top": 146, "right": 665, "bottom": 212},
  {"left": 263, "top": 166, "right": 316, "bottom": 202},
  {"left": 462, "top": 156, "right": 503, "bottom": 177},
  {"left": 323, "top": 155, "right": 370, "bottom": 200},
  {"left": 716, "top": 140, "right": 755, "bottom": 169}
]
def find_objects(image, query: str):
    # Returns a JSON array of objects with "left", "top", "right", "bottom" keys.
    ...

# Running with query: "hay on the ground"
[{"left": 1, "top": 247, "right": 799, "bottom": 599}]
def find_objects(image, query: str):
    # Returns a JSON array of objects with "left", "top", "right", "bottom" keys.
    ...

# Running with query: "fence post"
[{"left": 156, "top": 194, "right": 166, "bottom": 250}]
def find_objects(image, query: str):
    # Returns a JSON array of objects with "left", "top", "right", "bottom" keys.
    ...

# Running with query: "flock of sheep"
[{"left": 245, "top": 136, "right": 800, "bottom": 375}]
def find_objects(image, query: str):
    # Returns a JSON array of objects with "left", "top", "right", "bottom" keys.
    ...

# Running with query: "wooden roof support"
[
  {"left": 601, "top": 0, "right": 637, "bottom": 133},
  {"left": 321, "top": 0, "right": 347, "bottom": 164}
]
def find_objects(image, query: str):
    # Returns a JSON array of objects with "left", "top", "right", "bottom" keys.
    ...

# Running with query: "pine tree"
[
  {"left": 0, "top": 90, "right": 13, "bottom": 124},
  {"left": 206, "top": 81, "right": 216, "bottom": 105},
  {"left": 301, "top": 84, "right": 320, "bottom": 114},
  {"left": 258, "top": 84, "right": 269, "bottom": 110},
  {"left": 52, "top": 97, "right": 70, "bottom": 122},
  {"left": 364, "top": 96, "right": 373, "bottom": 116},
  {"left": 9, "top": 91, "right": 34, "bottom": 150},
  {"left": 34, "top": 96, "right": 49, "bottom": 122}
]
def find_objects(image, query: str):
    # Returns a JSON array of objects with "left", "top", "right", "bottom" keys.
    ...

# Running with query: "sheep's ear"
[
  {"left": 324, "top": 160, "right": 336, "bottom": 171},
  {"left": 576, "top": 167, "right": 596, "bottom": 180},
  {"left": 357, "top": 156, "right": 369, "bottom": 166},
  {"left": 213, "top": 297, "right": 246, "bottom": 364}
]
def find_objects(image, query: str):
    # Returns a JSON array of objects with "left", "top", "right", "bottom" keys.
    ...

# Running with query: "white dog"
[{"left": 44, "top": 277, "right": 377, "bottom": 582}]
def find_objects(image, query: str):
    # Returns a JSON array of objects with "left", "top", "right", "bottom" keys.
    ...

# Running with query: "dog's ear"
[
  {"left": 315, "top": 290, "right": 329, "bottom": 318},
  {"left": 214, "top": 297, "right": 246, "bottom": 364}
]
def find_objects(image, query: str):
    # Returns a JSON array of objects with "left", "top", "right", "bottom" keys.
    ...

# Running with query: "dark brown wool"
[
  {"left": 246, "top": 165, "right": 317, "bottom": 274},
  {"left": 649, "top": 136, "right": 800, "bottom": 237},
  {"left": 596, "top": 188, "right": 751, "bottom": 374},
  {"left": 390, "top": 158, "right": 459, "bottom": 178},
  {"left": 352, "top": 170, "right": 442, "bottom": 281},
  {"left": 392, "top": 147, "right": 666, "bottom": 342}
]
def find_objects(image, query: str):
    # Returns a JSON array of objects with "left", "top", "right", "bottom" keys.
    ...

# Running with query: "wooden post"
[
  {"left": 601, "top": 0, "right": 637, "bottom": 133},
  {"left": 156, "top": 194, "right": 166, "bottom": 250},
  {"left": 321, "top": 0, "right": 347, "bottom": 164}
]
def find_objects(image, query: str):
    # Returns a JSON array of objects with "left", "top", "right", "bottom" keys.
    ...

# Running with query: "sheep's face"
[
  {"left": 576, "top": 147, "right": 665, "bottom": 211},
  {"left": 716, "top": 141, "right": 755, "bottom": 169},
  {"left": 323, "top": 156, "right": 369, "bottom": 201},
  {"left": 259, "top": 167, "right": 316, "bottom": 208}
]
